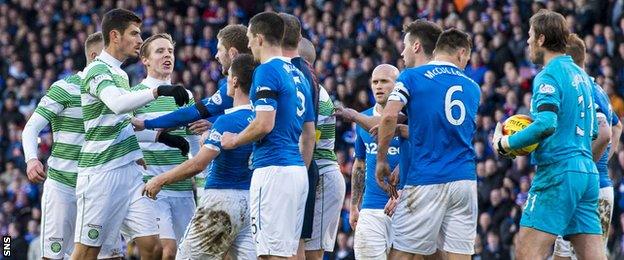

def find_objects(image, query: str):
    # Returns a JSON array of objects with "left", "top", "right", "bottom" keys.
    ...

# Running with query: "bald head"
[
  {"left": 371, "top": 64, "right": 399, "bottom": 105},
  {"left": 298, "top": 38, "right": 316, "bottom": 65}
]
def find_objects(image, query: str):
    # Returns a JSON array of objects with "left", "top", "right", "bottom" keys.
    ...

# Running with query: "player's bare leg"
[
  {"left": 71, "top": 244, "right": 100, "bottom": 260},
  {"left": 446, "top": 252, "right": 470, "bottom": 260},
  {"left": 569, "top": 234, "right": 606, "bottom": 260},
  {"left": 389, "top": 248, "right": 415, "bottom": 260},
  {"left": 515, "top": 227, "right": 557, "bottom": 260},
  {"left": 305, "top": 249, "right": 324, "bottom": 260},
  {"left": 134, "top": 235, "right": 162, "bottom": 260},
  {"left": 160, "top": 238, "right": 177, "bottom": 260},
  {"left": 290, "top": 240, "right": 305, "bottom": 260},
  {"left": 259, "top": 256, "right": 288, "bottom": 260}
]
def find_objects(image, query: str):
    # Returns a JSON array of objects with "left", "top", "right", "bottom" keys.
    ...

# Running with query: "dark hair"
[
  {"left": 217, "top": 24, "right": 251, "bottom": 54},
  {"left": 140, "top": 33, "right": 175, "bottom": 58},
  {"left": 434, "top": 28, "right": 472, "bottom": 54},
  {"left": 85, "top": 32, "right": 103, "bottom": 51},
  {"left": 529, "top": 9, "right": 569, "bottom": 53},
  {"left": 230, "top": 54, "right": 258, "bottom": 95},
  {"left": 279, "top": 13, "right": 301, "bottom": 50},
  {"left": 249, "top": 11, "right": 284, "bottom": 46},
  {"left": 565, "top": 33, "right": 585, "bottom": 67},
  {"left": 101, "top": 8, "right": 142, "bottom": 46},
  {"left": 403, "top": 19, "right": 443, "bottom": 58}
]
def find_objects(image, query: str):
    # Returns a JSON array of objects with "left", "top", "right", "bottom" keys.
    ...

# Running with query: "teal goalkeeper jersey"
[{"left": 529, "top": 55, "right": 597, "bottom": 173}]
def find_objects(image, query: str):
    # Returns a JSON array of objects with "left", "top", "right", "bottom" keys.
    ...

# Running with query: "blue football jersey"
[
  {"left": 592, "top": 80, "right": 616, "bottom": 188},
  {"left": 354, "top": 106, "right": 401, "bottom": 209},
  {"left": 203, "top": 104, "right": 254, "bottom": 190},
  {"left": 529, "top": 55, "right": 597, "bottom": 174},
  {"left": 206, "top": 78, "right": 234, "bottom": 120},
  {"left": 249, "top": 57, "right": 315, "bottom": 168},
  {"left": 389, "top": 61, "right": 480, "bottom": 185}
]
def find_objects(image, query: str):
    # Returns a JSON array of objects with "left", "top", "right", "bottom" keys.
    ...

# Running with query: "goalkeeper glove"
[{"left": 492, "top": 122, "right": 515, "bottom": 159}]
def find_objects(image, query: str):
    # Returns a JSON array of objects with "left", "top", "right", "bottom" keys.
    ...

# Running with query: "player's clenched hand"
[
  {"left": 334, "top": 106, "right": 358, "bottom": 122},
  {"left": 384, "top": 190, "right": 401, "bottom": 217},
  {"left": 349, "top": 207, "right": 359, "bottom": 230},
  {"left": 156, "top": 84, "right": 190, "bottom": 106},
  {"left": 143, "top": 176, "right": 164, "bottom": 199},
  {"left": 492, "top": 122, "right": 515, "bottom": 159},
  {"left": 188, "top": 119, "right": 212, "bottom": 134},
  {"left": 131, "top": 117, "right": 145, "bottom": 131},
  {"left": 26, "top": 159, "right": 46, "bottom": 183},
  {"left": 221, "top": 132, "right": 239, "bottom": 149},
  {"left": 375, "top": 160, "right": 398, "bottom": 199}
]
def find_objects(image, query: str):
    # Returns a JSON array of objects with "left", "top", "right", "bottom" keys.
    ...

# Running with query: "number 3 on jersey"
[
  {"left": 445, "top": 85, "right": 466, "bottom": 125},
  {"left": 296, "top": 89, "right": 305, "bottom": 117}
]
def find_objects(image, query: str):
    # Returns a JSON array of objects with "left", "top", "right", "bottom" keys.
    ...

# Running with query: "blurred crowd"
[{"left": 2, "top": 0, "right": 624, "bottom": 259}]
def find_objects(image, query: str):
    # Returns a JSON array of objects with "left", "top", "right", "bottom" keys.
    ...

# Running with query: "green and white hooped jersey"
[
  {"left": 78, "top": 55, "right": 142, "bottom": 173},
  {"left": 133, "top": 77, "right": 200, "bottom": 195},
  {"left": 314, "top": 86, "right": 338, "bottom": 168},
  {"left": 34, "top": 74, "right": 84, "bottom": 188}
]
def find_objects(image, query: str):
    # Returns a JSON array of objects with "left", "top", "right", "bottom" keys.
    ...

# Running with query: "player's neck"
[
  {"left": 233, "top": 92, "right": 250, "bottom": 107},
  {"left": 542, "top": 51, "right": 565, "bottom": 67},
  {"left": 433, "top": 54, "right": 460, "bottom": 67},
  {"left": 259, "top": 46, "right": 284, "bottom": 63},
  {"left": 282, "top": 48, "right": 298, "bottom": 58},
  {"left": 147, "top": 71, "right": 170, "bottom": 82},
  {"left": 104, "top": 45, "right": 127, "bottom": 63}
]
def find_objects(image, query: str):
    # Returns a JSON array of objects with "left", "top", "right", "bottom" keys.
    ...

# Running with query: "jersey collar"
[
  {"left": 97, "top": 50, "right": 124, "bottom": 68},
  {"left": 263, "top": 56, "right": 291, "bottom": 64},
  {"left": 141, "top": 76, "right": 172, "bottom": 89},
  {"left": 427, "top": 60, "right": 458, "bottom": 68},
  {"left": 225, "top": 104, "right": 253, "bottom": 114}
]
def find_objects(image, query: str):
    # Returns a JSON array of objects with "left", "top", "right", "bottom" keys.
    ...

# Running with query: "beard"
[{"left": 530, "top": 45, "right": 545, "bottom": 65}]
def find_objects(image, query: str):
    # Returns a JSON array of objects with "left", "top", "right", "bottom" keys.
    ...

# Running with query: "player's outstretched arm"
[
  {"left": 144, "top": 104, "right": 203, "bottom": 129},
  {"left": 335, "top": 105, "right": 407, "bottom": 132},
  {"left": 610, "top": 121, "right": 622, "bottom": 159},
  {"left": 22, "top": 113, "right": 49, "bottom": 183},
  {"left": 221, "top": 110, "right": 275, "bottom": 149},
  {"left": 143, "top": 146, "right": 218, "bottom": 199},
  {"left": 592, "top": 114, "right": 611, "bottom": 162},
  {"left": 97, "top": 84, "right": 189, "bottom": 115}
]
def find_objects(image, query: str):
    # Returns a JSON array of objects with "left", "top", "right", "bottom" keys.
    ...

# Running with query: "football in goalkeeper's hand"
[{"left": 502, "top": 115, "right": 538, "bottom": 156}]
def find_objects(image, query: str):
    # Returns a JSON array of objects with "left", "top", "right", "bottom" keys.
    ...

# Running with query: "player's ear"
[
  {"left": 228, "top": 47, "right": 238, "bottom": 60},
  {"left": 232, "top": 76, "right": 239, "bottom": 89},
  {"left": 141, "top": 55, "right": 149, "bottom": 66},
  {"left": 412, "top": 40, "right": 420, "bottom": 54},
  {"left": 110, "top": 29, "right": 120, "bottom": 44},
  {"left": 537, "top": 34, "right": 545, "bottom": 47}
]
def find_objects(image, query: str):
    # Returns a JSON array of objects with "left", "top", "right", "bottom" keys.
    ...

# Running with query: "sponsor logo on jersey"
[
  {"left": 212, "top": 91, "right": 222, "bottom": 105},
  {"left": 539, "top": 84, "right": 555, "bottom": 94}
]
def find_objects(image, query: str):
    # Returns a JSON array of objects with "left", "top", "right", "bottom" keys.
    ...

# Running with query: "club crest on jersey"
[
  {"left": 209, "top": 130, "right": 222, "bottom": 142},
  {"left": 538, "top": 84, "right": 555, "bottom": 95},
  {"left": 212, "top": 92, "right": 222, "bottom": 105}
]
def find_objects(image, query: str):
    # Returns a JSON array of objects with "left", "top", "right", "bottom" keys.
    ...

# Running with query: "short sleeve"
[
  {"left": 251, "top": 66, "right": 279, "bottom": 112},
  {"left": 354, "top": 127, "right": 366, "bottom": 160},
  {"left": 204, "top": 118, "right": 227, "bottom": 152},
  {"left": 532, "top": 74, "right": 561, "bottom": 113},
  {"left": 388, "top": 71, "right": 411, "bottom": 104},
  {"left": 34, "top": 85, "right": 69, "bottom": 122},
  {"left": 204, "top": 80, "right": 229, "bottom": 115}
]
